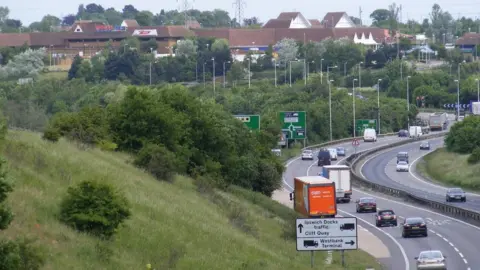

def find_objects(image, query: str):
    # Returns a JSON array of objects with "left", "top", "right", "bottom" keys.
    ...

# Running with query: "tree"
[
  {"left": 274, "top": 38, "right": 298, "bottom": 65},
  {"left": 227, "top": 62, "right": 244, "bottom": 87},
  {"left": 0, "top": 6, "right": 9, "bottom": 23},
  {"left": 135, "top": 11, "right": 153, "bottom": 26},
  {"left": 370, "top": 9, "right": 390, "bottom": 25},
  {"left": 122, "top": 5, "right": 138, "bottom": 19},
  {"left": 388, "top": 3, "right": 400, "bottom": 38},
  {"left": 62, "top": 14, "right": 76, "bottom": 25},
  {"left": 175, "top": 39, "right": 197, "bottom": 58},
  {"left": 0, "top": 48, "right": 46, "bottom": 80},
  {"left": 68, "top": 55, "right": 83, "bottom": 80},
  {"left": 349, "top": 16, "right": 361, "bottom": 26},
  {"left": 85, "top": 3, "right": 104, "bottom": 14}
]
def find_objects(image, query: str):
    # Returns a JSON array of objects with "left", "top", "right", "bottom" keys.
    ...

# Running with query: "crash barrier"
[{"left": 347, "top": 132, "right": 480, "bottom": 225}]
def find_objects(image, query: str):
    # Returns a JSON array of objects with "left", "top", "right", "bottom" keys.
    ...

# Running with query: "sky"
[{"left": 3, "top": 0, "right": 480, "bottom": 26}]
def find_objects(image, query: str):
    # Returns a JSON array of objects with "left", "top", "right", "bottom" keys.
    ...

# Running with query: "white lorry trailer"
[{"left": 319, "top": 165, "right": 352, "bottom": 203}]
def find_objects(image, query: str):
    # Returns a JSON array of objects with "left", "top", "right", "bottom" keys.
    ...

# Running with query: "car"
[
  {"left": 420, "top": 141, "right": 430, "bottom": 150},
  {"left": 396, "top": 161, "right": 409, "bottom": 172},
  {"left": 355, "top": 197, "right": 377, "bottom": 213},
  {"left": 328, "top": 148, "right": 338, "bottom": 160},
  {"left": 317, "top": 149, "right": 331, "bottom": 166},
  {"left": 446, "top": 187, "right": 466, "bottom": 202},
  {"left": 401, "top": 217, "right": 428, "bottom": 238},
  {"left": 301, "top": 149, "right": 314, "bottom": 160},
  {"left": 336, "top": 147, "right": 346, "bottom": 156},
  {"left": 375, "top": 209, "right": 398, "bottom": 227},
  {"left": 363, "top": 128, "right": 377, "bottom": 142},
  {"left": 398, "top": 129, "right": 408, "bottom": 137},
  {"left": 415, "top": 250, "right": 447, "bottom": 270}
]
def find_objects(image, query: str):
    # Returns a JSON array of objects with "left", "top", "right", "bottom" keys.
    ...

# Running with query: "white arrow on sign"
[{"left": 296, "top": 217, "right": 358, "bottom": 251}]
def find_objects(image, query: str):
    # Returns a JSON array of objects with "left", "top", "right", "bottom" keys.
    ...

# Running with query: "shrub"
[
  {"left": 59, "top": 180, "right": 131, "bottom": 239},
  {"left": 134, "top": 144, "right": 178, "bottom": 182},
  {"left": 15, "top": 237, "right": 46, "bottom": 270},
  {"left": 468, "top": 147, "right": 480, "bottom": 164},
  {"left": 0, "top": 158, "right": 13, "bottom": 229},
  {"left": 42, "top": 128, "right": 61, "bottom": 142}
]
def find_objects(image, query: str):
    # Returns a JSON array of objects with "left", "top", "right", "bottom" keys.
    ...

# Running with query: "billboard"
[{"left": 95, "top": 25, "right": 127, "bottom": 32}]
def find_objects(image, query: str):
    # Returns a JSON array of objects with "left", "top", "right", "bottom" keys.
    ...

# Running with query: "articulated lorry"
[
  {"left": 320, "top": 165, "right": 352, "bottom": 203},
  {"left": 429, "top": 112, "right": 448, "bottom": 131},
  {"left": 289, "top": 176, "right": 337, "bottom": 218}
]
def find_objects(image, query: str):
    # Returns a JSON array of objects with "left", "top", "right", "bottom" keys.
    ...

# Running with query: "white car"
[
  {"left": 396, "top": 161, "right": 409, "bottom": 172},
  {"left": 415, "top": 250, "right": 447, "bottom": 269},
  {"left": 328, "top": 148, "right": 337, "bottom": 160},
  {"left": 301, "top": 149, "right": 314, "bottom": 160}
]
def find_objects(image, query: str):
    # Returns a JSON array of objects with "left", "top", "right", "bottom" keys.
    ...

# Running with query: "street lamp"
[
  {"left": 327, "top": 65, "right": 337, "bottom": 83},
  {"left": 377, "top": 79, "right": 382, "bottom": 134},
  {"left": 273, "top": 59, "right": 277, "bottom": 87},
  {"left": 454, "top": 79, "right": 460, "bottom": 120},
  {"left": 247, "top": 58, "right": 251, "bottom": 88},
  {"left": 303, "top": 58, "right": 307, "bottom": 85},
  {"left": 223, "top": 61, "right": 230, "bottom": 88},
  {"left": 343, "top": 61, "right": 347, "bottom": 77},
  {"left": 329, "top": 79, "right": 334, "bottom": 141},
  {"left": 476, "top": 79, "right": 479, "bottom": 102},
  {"left": 320, "top": 58, "right": 324, "bottom": 84},
  {"left": 212, "top": 57, "right": 216, "bottom": 98},
  {"left": 407, "top": 76, "right": 411, "bottom": 129},
  {"left": 353, "top": 78, "right": 358, "bottom": 138}
]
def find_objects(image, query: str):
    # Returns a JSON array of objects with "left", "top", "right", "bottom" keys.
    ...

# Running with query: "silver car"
[
  {"left": 415, "top": 250, "right": 447, "bottom": 269},
  {"left": 301, "top": 149, "right": 314, "bottom": 160},
  {"left": 396, "top": 161, "right": 409, "bottom": 172}
]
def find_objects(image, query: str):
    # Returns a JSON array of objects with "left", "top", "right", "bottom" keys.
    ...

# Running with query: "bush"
[
  {"left": 59, "top": 180, "right": 131, "bottom": 239},
  {"left": 133, "top": 144, "right": 178, "bottom": 182},
  {"left": 0, "top": 158, "right": 13, "bottom": 230},
  {"left": 0, "top": 237, "right": 45, "bottom": 270},
  {"left": 468, "top": 147, "right": 480, "bottom": 164},
  {"left": 42, "top": 128, "right": 61, "bottom": 142},
  {"left": 445, "top": 116, "right": 480, "bottom": 154}
]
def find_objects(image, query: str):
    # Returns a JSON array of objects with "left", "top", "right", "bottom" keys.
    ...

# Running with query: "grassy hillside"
[
  {"left": 418, "top": 148, "right": 480, "bottom": 190},
  {"left": 2, "top": 130, "right": 382, "bottom": 269}
]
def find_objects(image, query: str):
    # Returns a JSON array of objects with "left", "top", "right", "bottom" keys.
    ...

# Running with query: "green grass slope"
[{"left": 2, "top": 130, "right": 382, "bottom": 269}]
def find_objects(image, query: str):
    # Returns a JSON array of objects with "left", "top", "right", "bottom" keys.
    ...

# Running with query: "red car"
[
  {"left": 375, "top": 209, "right": 398, "bottom": 227},
  {"left": 356, "top": 197, "right": 377, "bottom": 213}
]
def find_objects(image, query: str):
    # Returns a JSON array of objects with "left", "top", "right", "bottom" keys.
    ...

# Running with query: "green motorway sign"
[
  {"left": 279, "top": 111, "right": 306, "bottom": 140},
  {"left": 356, "top": 119, "right": 377, "bottom": 133},
  {"left": 234, "top": 115, "right": 260, "bottom": 130}
]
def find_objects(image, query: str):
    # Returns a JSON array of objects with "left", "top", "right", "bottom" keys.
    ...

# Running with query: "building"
[
  {"left": 321, "top": 12, "right": 356, "bottom": 28},
  {"left": 455, "top": 33, "right": 480, "bottom": 54},
  {"left": 263, "top": 12, "right": 322, "bottom": 29}
]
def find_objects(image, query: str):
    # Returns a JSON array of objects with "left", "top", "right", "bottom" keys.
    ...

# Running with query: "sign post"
[
  {"left": 279, "top": 111, "right": 307, "bottom": 146},
  {"left": 355, "top": 119, "right": 377, "bottom": 135},
  {"left": 234, "top": 115, "right": 260, "bottom": 131},
  {"left": 296, "top": 217, "right": 358, "bottom": 267},
  {"left": 352, "top": 138, "right": 360, "bottom": 154}
]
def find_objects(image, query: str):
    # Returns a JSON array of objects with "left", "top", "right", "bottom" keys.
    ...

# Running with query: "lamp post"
[
  {"left": 377, "top": 79, "right": 382, "bottom": 134},
  {"left": 327, "top": 65, "right": 337, "bottom": 83},
  {"left": 320, "top": 58, "right": 324, "bottom": 84},
  {"left": 273, "top": 59, "right": 277, "bottom": 87},
  {"left": 203, "top": 62, "right": 206, "bottom": 88},
  {"left": 353, "top": 78, "right": 358, "bottom": 137},
  {"left": 247, "top": 58, "right": 251, "bottom": 88},
  {"left": 407, "top": 75, "right": 411, "bottom": 129},
  {"left": 223, "top": 61, "right": 230, "bottom": 88},
  {"left": 329, "top": 79, "right": 334, "bottom": 141},
  {"left": 454, "top": 79, "right": 460, "bottom": 120},
  {"left": 343, "top": 61, "right": 347, "bottom": 77},
  {"left": 476, "top": 79, "right": 479, "bottom": 102},
  {"left": 212, "top": 57, "right": 215, "bottom": 98}
]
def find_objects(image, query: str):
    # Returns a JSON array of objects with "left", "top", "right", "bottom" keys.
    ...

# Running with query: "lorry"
[
  {"left": 289, "top": 176, "right": 337, "bottom": 218},
  {"left": 409, "top": 126, "right": 422, "bottom": 138},
  {"left": 472, "top": 102, "right": 480, "bottom": 115},
  {"left": 429, "top": 112, "right": 448, "bottom": 131},
  {"left": 320, "top": 165, "right": 352, "bottom": 203}
]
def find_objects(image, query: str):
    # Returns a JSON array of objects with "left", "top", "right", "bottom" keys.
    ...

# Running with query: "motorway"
[{"left": 283, "top": 129, "right": 477, "bottom": 269}]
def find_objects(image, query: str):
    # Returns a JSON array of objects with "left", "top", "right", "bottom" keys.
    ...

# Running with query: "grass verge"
[
  {"left": 417, "top": 148, "right": 480, "bottom": 190},
  {"left": 2, "top": 130, "right": 383, "bottom": 269}
]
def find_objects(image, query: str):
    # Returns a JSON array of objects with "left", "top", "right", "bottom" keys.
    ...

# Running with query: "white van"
[
  {"left": 409, "top": 126, "right": 422, "bottom": 138},
  {"left": 363, "top": 128, "right": 377, "bottom": 142}
]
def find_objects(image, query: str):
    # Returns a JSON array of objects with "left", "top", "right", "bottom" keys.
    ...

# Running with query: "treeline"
[
  {"left": 42, "top": 86, "right": 284, "bottom": 196},
  {"left": 445, "top": 116, "right": 480, "bottom": 164}
]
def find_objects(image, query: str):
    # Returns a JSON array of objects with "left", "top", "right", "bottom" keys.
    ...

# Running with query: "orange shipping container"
[{"left": 293, "top": 176, "right": 337, "bottom": 217}]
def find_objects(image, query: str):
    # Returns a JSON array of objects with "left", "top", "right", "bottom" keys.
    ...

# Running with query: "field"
[
  {"left": 417, "top": 148, "right": 480, "bottom": 190},
  {"left": 2, "top": 130, "right": 383, "bottom": 270}
]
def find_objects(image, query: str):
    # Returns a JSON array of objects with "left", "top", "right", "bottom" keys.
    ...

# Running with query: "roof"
[
  {"left": 71, "top": 21, "right": 107, "bottom": 33},
  {"left": 456, "top": 33, "right": 480, "bottom": 45},
  {"left": 229, "top": 29, "right": 276, "bottom": 46},
  {"left": 294, "top": 176, "right": 332, "bottom": 184},
  {"left": 277, "top": 12, "right": 301, "bottom": 20},
  {"left": 263, "top": 19, "right": 292, "bottom": 29},
  {"left": 122, "top": 19, "right": 139, "bottom": 27},
  {"left": 0, "top": 33, "right": 31, "bottom": 47},
  {"left": 323, "top": 165, "right": 349, "bottom": 169},
  {"left": 333, "top": 27, "right": 390, "bottom": 43},
  {"left": 322, "top": 12, "right": 347, "bottom": 28},
  {"left": 30, "top": 32, "right": 66, "bottom": 46},
  {"left": 275, "top": 28, "right": 335, "bottom": 43},
  {"left": 309, "top": 19, "right": 323, "bottom": 28},
  {"left": 186, "top": 20, "right": 201, "bottom": 29}
]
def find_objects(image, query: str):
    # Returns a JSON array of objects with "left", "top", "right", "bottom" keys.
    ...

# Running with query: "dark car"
[
  {"left": 375, "top": 209, "right": 398, "bottom": 227},
  {"left": 419, "top": 141, "right": 430, "bottom": 150},
  {"left": 398, "top": 129, "right": 408, "bottom": 137},
  {"left": 355, "top": 197, "right": 377, "bottom": 213},
  {"left": 336, "top": 147, "right": 346, "bottom": 156},
  {"left": 401, "top": 217, "right": 428, "bottom": 238},
  {"left": 446, "top": 188, "right": 466, "bottom": 202},
  {"left": 317, "top": 149, "right": 331, "bottom": 166},
  {"left": 397, "top": 152, "right": 409, "bottom": 164}
]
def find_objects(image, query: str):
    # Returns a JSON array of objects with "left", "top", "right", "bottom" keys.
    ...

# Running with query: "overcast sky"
[{"left": 4, "top": 0, "right": 480, "bottom": 26}]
